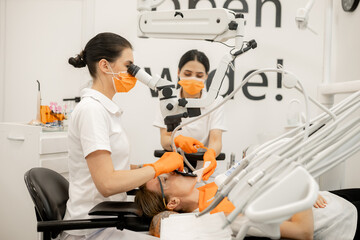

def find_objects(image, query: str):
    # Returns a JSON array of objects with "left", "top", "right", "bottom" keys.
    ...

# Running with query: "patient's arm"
[
  {"left": 279, "top": 209, "right": 314, "bottom": 240},
  {"left": 313, "top": 194, "right": 327, "bottom": 208},
  {"left": 149, "top": 211, "right": 179, "bottom": 237}
]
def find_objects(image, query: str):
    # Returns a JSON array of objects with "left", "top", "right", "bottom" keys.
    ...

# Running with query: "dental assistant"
[
  {"left": 62, "top": 32, "right": 183, "bottom": 240},
  {"left": 153, "top": 49, "right": 227, "bottom": 180}
]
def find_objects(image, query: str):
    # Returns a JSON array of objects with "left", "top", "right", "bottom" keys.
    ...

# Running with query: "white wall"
[
  {"left": 331, "top": 0, "right": 360, "bottom": 188},
  {"left": 0, "top": 0, "right": 358, "bottom": 185},
  {"left": 0, "top": 0, "right": 5, "bottom": 122},
  {"left": 1, "top": 0, "right": 88, "bottom": 123}
]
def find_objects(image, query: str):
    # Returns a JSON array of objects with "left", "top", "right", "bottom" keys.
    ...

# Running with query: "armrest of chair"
[
  {"left": 38, "top": 216, "right": 151, "bottom": 233},
  {"left": 38, "top": 218, "right": 122, "bottom": 232},
  {"left": 37, "top": 202, "right": 149, "bottom": 235},
  {"left": 88, "top": 201, "right": 143, "bottom": 217}
]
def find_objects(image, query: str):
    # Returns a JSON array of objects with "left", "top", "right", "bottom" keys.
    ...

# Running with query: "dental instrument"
[{"left": 198, "top": 90, "right": 359, "bottom": 239}]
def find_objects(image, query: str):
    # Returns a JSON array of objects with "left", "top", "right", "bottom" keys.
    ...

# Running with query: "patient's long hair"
[{"left": 135, "top": 184, "right": 169, "bottom": 217}]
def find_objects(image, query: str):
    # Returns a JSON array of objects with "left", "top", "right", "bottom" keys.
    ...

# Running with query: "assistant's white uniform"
[
  {"left": 62, "top": 89, "right": 156, "bottom": 239},
  {"left": 153, "top": 90, "right": 227, "bottom": 179}
]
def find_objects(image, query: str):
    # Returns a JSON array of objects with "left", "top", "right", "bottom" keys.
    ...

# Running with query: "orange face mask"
[
  {"left": 112, "top": 72, "right": 137, "bottom": 93},
  {"left": 107, "top": 64, "right": 137, "bottom": 93},
  {"left": 178, "top": 77, "right": 205, "bottom": 95}
]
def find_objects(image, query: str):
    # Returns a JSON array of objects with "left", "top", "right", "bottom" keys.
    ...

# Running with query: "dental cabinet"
[{"left": 0, "top": 123, "right": 69, "bottom": 240}]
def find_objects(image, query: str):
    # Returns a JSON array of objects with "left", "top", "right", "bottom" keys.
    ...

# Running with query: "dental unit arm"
[
  {"left": 195, "top": 68, "right": 360, "bottom": 239},
  {"left": 128, "top": 7, "right": 257, "bottom": 131}
]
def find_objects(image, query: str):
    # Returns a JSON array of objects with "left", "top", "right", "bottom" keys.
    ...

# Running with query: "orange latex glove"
[
  {"left": 174, "top": 135, "right": 204, "bottom": 153},
  {"left": 202, "top": 148, "right": 217, "bottom": 181},
  {"left": 144, "top": 152, "right": 184, "bottom": 178}
]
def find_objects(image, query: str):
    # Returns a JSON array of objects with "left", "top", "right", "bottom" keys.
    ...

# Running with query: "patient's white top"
[
  {"left": 232, "top": 191, "right": 357, "bottom": 239},
  {"left": 153, "top": 90, "right": 227, "bottom": 147},
  {"left": 64, "top": 88, "right": 130, "bottom": 236},
  {"left": 312, "top": 191, "right": 357, "bottom": 240}
]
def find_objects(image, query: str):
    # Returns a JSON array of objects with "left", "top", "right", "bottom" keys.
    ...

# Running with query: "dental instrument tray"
[
  {"left": 154, "top": 150, "right": 226, "bottom": 171},
  {"left": 154, "top": 150, "right": 225, "bottom": 161},
  {"left": 173, "top": 170, "right": 197, "bottom": 177}
]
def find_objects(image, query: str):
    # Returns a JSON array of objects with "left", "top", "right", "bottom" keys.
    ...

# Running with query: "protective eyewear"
[{"left": 157, "top": 176, "right": 167, "bottom": 208}]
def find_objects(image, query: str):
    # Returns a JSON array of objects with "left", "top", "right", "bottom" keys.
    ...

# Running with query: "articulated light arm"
[{"left": 137, "top": 8, "right": 245, "bottom": 43}]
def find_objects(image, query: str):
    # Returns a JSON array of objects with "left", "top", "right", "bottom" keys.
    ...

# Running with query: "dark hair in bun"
[
  {"left": 68, "top": 51, "right": 87, "bottom": 68},
  {"left": 68, "top": 32, "right": 132, "bottom": 77}
]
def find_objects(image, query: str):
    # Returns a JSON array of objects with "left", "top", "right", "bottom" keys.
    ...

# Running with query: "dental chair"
[
  {"left": 24, "top": 167, "right": 151, "bottom": 240},
  {"left": 153, "top": 151, "right": 272, "bottom": 240}
]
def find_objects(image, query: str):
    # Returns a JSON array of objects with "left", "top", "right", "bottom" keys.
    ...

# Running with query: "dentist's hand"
[
  {"left": 174, "top": 135, "right": 204, "bottom": 153},
  {"left": 202, "top": 148, "right": 217, "bottom": 181},
  {"left": 144, "top": 152, "right": 184, "bottom": 178}
]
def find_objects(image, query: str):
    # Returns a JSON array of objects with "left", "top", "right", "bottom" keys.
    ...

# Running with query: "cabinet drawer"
[
  {"left": 41, "top": 157, "right": 69, "bottom": 174},
  {"left": 39, "top": 134, "right": 68, "bottom": 154}
]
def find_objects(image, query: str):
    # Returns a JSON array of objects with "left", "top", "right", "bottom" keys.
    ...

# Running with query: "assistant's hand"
[
  {"left": 144, "top": 152, "right": 184, "bottom": 178},
  {"left": 313, "top": 194, "right": 327, "bottom": 208},
  {"left": 202, "top": 148, "right": 217, "bottom": 181},
  {"left": 174, "top": 135, "right": 204, "bottom": 153}
]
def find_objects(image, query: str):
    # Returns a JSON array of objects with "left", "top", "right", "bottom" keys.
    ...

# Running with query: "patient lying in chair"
[{"left": 135, "top": 171, "right": 359, "bottom": 239}]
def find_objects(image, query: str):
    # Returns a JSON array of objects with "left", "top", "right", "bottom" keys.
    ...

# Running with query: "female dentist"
[
  {"left": 61, "top": 32, "right": 183, "bottom": 240},
  {"left": 153, "top": 49, "right": 227, "bottom": 182}
]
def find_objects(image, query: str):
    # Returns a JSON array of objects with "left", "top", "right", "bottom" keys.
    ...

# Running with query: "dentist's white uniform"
[{"left": 61, "top": 88, "right": 156, "bottom": 240}]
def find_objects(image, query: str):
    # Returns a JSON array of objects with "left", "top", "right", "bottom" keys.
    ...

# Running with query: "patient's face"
[{"left": 146, "top": 172, "right": 197, "bottom": 198}]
